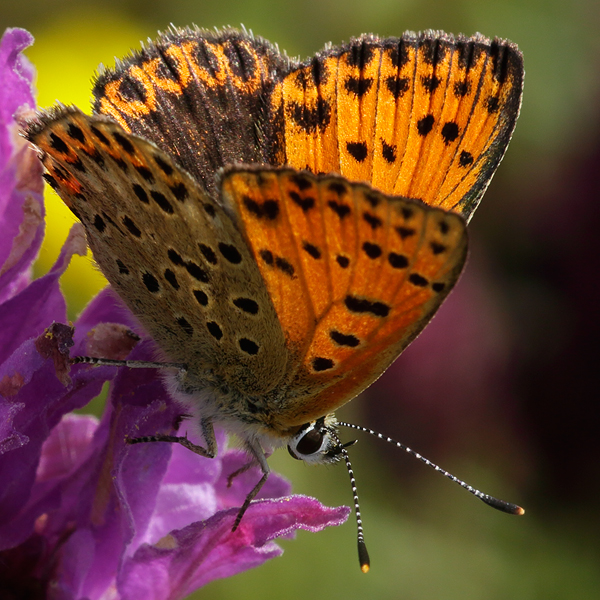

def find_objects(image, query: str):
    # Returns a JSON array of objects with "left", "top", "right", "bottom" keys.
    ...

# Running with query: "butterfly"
[{"left": 26, "top": 27, "right": 523, "bottom": 570}]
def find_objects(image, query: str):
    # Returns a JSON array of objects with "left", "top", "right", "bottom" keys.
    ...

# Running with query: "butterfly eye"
[
  {"left": 288, "top": 420, "right": 334, "bottom": 462},
  {"left": 295, "top": 428, "right": 325, "bottom": 456}
]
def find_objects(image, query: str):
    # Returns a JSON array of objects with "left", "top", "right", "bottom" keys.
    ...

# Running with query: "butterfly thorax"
[{"left": 167, "top": 369, "right": 308, "bottom": 442}]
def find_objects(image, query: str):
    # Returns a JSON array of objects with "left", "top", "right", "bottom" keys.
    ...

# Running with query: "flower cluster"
[{"left": 0, "top": 28, "right": 348, "bottom": 599}]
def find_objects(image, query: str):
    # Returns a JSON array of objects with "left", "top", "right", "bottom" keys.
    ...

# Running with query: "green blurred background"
[{"left": 3, "top": 0, "right": 600, "bottom": 598}]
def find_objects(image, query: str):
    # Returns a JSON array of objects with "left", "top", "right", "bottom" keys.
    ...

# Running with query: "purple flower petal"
[
  {"left": 0, "top": 28, "right": 44, "bottom": 304},
  {"left": 76, "top": 287, "right": 142, "bottom": 337},
  {"left": 0, "top": 226, "right": 135, "bottom": 552},
  {"left": 36, "top": 413, "right": 98, "bottom": 482},
  {"left": 0, "top": 28, "right": 35, "bottom": 137},
  {"left": 0, "top": 324, "right": 119, "bottom": 550},
  {"left": 0, "top": 224, "right": 85, "bottom": 365},
  {"left": 117, "top": 497, "right": 350, "bottom": 600}
]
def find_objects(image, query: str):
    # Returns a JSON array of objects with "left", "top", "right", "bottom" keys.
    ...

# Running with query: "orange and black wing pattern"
[
  {"left": 222, "top": 167, "right": 467, "bottom": 429},
  {"left": 268, "top": 31, "right": 523, "bottom": 220},
  {"left": 93, "top": 26, "right": 291, "bottom": 198}
]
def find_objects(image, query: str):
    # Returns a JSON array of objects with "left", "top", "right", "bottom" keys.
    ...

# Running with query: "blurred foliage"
[{"left": 4, "top": 0, "right": 600, "bottom": 598}]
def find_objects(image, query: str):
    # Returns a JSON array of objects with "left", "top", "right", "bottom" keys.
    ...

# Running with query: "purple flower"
[
  {"left": 0, "top": 28, "right": 44, "bottom": 305},
  {"left": 0, "top": 28, "right": 349, "bottom": 599}
]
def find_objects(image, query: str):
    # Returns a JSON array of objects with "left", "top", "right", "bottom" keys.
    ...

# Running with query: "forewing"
[
  {"left": 26, "top": 107, "right": 288, "bottom": 396},
  {"left": 222, "top": 167, "right": 468, "bottom": 427}
]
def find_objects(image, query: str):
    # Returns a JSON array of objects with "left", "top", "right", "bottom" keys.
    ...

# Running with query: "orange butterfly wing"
[
  {"left": 270, "top": 31, "right": 523, "bottom": 220},
  {"left": 223, "top": 168, "right": 467, "bottom": 429}
]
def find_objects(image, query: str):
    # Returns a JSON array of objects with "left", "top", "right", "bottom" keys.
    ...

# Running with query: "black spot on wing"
[
  {"left": 207, "top": 321, "right": 223, "bottom": 340},
  {"left": 168, "top": 249, "right": 184, "bottom": 266},
  {"left": 364, "top": 192, "right": 380, "bottom": 208},
  {"left": 49, "top": 133, "right": 69, "bottom": 154},
  {"left": 454, "top": 80, "right": 470, "bottom": 97},
  {"left": 239, "top": 338, "right": 259, "bottom": 355},
  {"left": 154, "top": 154, "right": 173, "bottom": 175},
  {"left": 194, "top": 289, "right": 208, "bottom": 306},
  {"left": 346, "top": 141, "right": 368, "bottom": 162},
  {"left": 142, "top": 272, "right": 159, "bottom": 293},
  {"left": 290, "top": 173, "right": 313, "bottom": 190},
  {"left": 116, "top": 259, "right": 129, "bottom": 275},
  {"left": 401, "top": 206, "right": 414, "bottom": 220},
  {"left": 344, "top": 295, "right": 389, "bottom": 317},
  {"left": 289, "top": 191, "right": 315, "bottom": 212},
  {"left": 133, "top": 184, "right": 149, "bottom": 204},
  {"left": 328, "top": 200, "right": 351, "bottom": 219},
  {"left": 485, "top": 95, "right": 500, "bottom": 113},
  {"left": 388, "top": 252, "right": 409, "bottom": 268},
  {"left": 243, "top": 196, "right": 279, "bottom": 220},
  {"left": 275, "top": 256, "right": 295, "bottom": 277},
  {"left": 346, "top": 42, "right": 375, "bottom": 67},
  {"left": 113, "top": 131, "right": 135, "bottom": 155},
  {"left": 233, "top": 297, "right": 259, "bottom": 315},
  {"left": 385, "top": 76, "right": 409, "bottom": 98},
  {"left": 336, "top": 255, "right": 350, "bottom": 268},
  {"left": 344, "top": 76, "right": 373, "bottom": 97},
  {"left": 123, "top": 216, "right": 141, "bottom": 237},
  {"left": 302, "top": 241, "right": 321, "bottom": 259},
  {"left": 459, "top": 151, "right": 474, "bottom": 167},
  {"left": 396, "top": 225, "right": 416, "bottom": 239},
  {"left": 199, "top": 243, "right": 217, "bottom": 265},
  {"left": 362, "top": 242, "right": 382, "bottom": 259},
  {"left": 330, "top": 330, "right": 360, "bottom": 347},
  {"left": 186, "top": 262, "right": 209, "bottom": 283},
  {"left": 409, "top": 273, "right": 428, "bottom": 287},
  {"left": 421, "top": 74, "right": 440, "bottom": 93},
  {"left": 93, "top": 214, "right": 106, "bottom": 233},
  {"left": 260, "top": 249, "right": 295, "bottom": 277},
  {"left": 441, "top": 122, "right": 459, "bottom": 144},
  {"left": 43, "top": 174, "right": 59, "bottom": 191},
  {"left": 312, "top": 357, "right": 335, "bottom": 371},
  {"left": 363, "top": 211, "right": 382, "bottom": 229},
  {"left": 151, "top": 191, "right": 174, "bottom": 214},
  {"left": 417, "top": 115, "right": 435, "bottom": 136},
  {"left": 381, "top": 140, "right": 396, "bottom": 163},
  {"left": 164, "top": 268, "right": 179, "bottom": 289},
  {"left": 90, "top": 125, "right": 111, "bottom": 146},
  {"left": 328, "top": 181, "right": 348, "bottom": 196},
  {"left": 135, "top": 165, "right": 154, "bottom": 183},
  {"left": 219, "top": 243, "right": 242, "bottom": 264},
  {"left": 67, "top": 123, "right": 86, "bottom": 143},
  {"left": 259, "top": 249, "right": 274, "bottom": 266},
  {"left": 288, "top": 98, "right": 331, "bottom": 133},
  {"left": 170, "top": 182, "right": 188, "bottom": 202}
]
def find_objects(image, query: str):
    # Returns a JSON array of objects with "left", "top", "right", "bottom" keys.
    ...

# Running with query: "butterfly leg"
[
  {"left": 231, "top": 439, "right": 270, "bottom": 531},
  {"left": 227, "top": 459, "right": 256, "bottom": 487},
  {"left": 127, "top": 418, "right": 217, "bottom": 459}
]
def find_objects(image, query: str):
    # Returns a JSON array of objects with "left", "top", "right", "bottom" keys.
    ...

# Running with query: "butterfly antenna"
[
  {"left": 330, "top": 430, "right": 370, "bottom": 573},
  {"left": 338, "top": 422, "right": 524, "bottom": 516}
]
